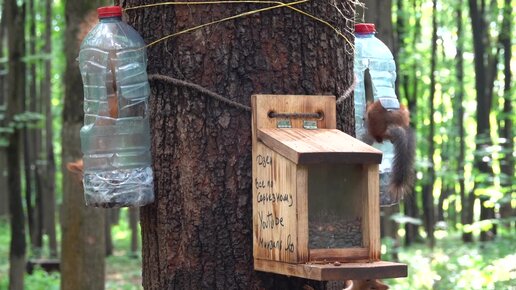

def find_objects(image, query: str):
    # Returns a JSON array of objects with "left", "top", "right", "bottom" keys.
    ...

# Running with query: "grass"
[{"left": 1, "top": 215, "right": 515, "bottom": 289}]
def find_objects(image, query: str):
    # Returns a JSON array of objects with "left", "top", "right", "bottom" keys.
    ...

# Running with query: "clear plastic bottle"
[
  {"left": 353, "top": 23, "right": 399, "bottom": 206},
  {"left": 78, "top": 6, "right": 154, "bottom": 208}
]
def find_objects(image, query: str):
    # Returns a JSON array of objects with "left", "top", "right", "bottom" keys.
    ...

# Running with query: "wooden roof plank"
[{"left": 258, "top": 128, "right": 382, "bottom": 165}]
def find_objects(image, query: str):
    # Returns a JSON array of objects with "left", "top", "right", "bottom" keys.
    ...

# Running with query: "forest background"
[{"left": 0, "top": 0, "right": 514, "bottom": 289}]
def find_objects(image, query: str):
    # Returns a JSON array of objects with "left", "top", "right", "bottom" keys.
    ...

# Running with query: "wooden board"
[
  {"left": 362, "top": 164, "right": 381, "bottom": 261},
  {"left": 253, "top": 142, "right": 305, "bottom": 263},
  {"left": 252, "top": 94, "right": 337, "bottom": 131},
  {"left": 254, "top": 259, "right": 408, "bottom": 281},
  {"left": 258, "top": 128, "right": 382, "bottom": 165}
]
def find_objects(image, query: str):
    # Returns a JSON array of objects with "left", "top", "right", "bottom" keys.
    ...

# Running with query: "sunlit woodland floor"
[{"left": 0, "top": 216, "right": 514, "bottom": 290}]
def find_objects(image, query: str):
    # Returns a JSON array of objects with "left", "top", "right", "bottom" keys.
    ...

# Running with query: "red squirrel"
[
  {"left": 365, "top": 99, "right": 416, "bottom": 202},
  {"left": 344, "top": 279, "right": 389, "bottom": 290}
]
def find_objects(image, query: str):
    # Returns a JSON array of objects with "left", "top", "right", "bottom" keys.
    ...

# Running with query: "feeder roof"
[{"left": 258, "top": 128, "right": 382, "bottom": 165}]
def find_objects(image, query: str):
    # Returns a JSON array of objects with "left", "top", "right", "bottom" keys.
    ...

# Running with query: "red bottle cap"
[
  {"left": 97, "top": 6, "right": 122, "bottom": 18},
  {"left": 355, "top": 23, "right": 376, "bottom": 34}
]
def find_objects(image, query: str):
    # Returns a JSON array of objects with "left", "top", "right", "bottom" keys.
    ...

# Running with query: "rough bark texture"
[
  {"left": 61, "top": 2, "right": 107, "bottom": 289},
  {"left": 5, "top": 0, "right": 26, "bottom": 289},
  {"left": 123, "top": 0, "right": 355, "bottom": 289}
]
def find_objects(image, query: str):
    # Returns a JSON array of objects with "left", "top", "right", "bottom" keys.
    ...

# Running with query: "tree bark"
[
  {"left": 61, "top": 2, "right": 106, "bottom": 290},
  {"left": 468, "top": 0, "right": 498, "bottom": 242},
  {"left": 123, "top": 1, "right": 355, "bottom": 288},
  {"left": 0, "top": 3, "right": 8, "bottom": 218},
  {"left": 129, "top": 207, "right": 139, "bottom": 255},
  {"left": 5, "top": 0, "right": 26, "bottom": 288},
  {"left": 455, "top": 0, "right": 473, "bottom": 243},
  {"left": 25, "top": 0, "right": 42, "bottom": 252},
  {"left": 42, "top": 0, "right": 58, "bottom": 258},
  {"left": 498, "top": 0, "right": 514, "bottom": 230}
]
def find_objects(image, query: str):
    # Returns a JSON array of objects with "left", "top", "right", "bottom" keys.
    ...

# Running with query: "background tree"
[
  {"left": 5, "top": 0, "right": 26, "bottom": 288},
  {"left": 497, "top": 0, "right": 514, "bottom": 229},
  {"left": 121, "top": 0, "right": 355, "bottom": 288},
  {"left": 455, "top": 0, "right": 473, "bottom": 243},
  {"left": 421, "top": 0, "right": 438, "bottom": 248},
  {"left": 394, "top": 0, "right": 423, "bottom": 246},
  {"left": 468, "top": 0, "right": 501, "bottom": 242},
  {"left": 61, "top": 1, "right": 108, "bottom": 289},
  {"left": 42, "top": 0, "right": 58, "bottom": 258},
  {"left": 0, "top": 0, "right": 8, "bottom": 218}
]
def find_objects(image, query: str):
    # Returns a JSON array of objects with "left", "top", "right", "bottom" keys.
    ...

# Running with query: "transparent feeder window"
[{"left": 308, "top": 164, "right": 364, "bottom": 249}]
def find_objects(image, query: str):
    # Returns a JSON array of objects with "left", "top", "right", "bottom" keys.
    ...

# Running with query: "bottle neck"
[{"left": 99, "top": 16, "right": 122, "bottom": 23}]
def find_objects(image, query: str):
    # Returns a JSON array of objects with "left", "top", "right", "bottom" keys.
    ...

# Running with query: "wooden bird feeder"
[{"left": 252, "top": 94, "right": 407, "bottom": 281}]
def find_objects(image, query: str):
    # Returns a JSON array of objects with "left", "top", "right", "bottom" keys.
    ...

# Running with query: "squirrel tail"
[{"left": 386, "top": 125, "right": 416, "bottom": 201}]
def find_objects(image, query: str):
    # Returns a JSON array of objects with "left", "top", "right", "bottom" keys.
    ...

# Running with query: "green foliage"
[{"left": 387, "top": 234, "right": 516, "bottom": 290}]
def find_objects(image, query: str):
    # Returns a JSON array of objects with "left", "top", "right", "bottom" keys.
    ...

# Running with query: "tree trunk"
[
  {"left": 123, "top": 1, "right": 355, "bottom": 289},
  {"left": 400, "top": 0, "right": 422, "bottom": 246},
  {"left": 498, "top": 0, "right": 514, "bottom": 230},
  {"left": 61, "top": 2, "right": 106, "bottom": 290},
  {"left": 455, "top": 0, "right": 473, "bottom": 243},
  {"left": 42, "top": 0, "right": 58, "bottom": 258},
  {"left": 105, "top": 211, "right": 113, "bottom": 256},
  {"left": 25, "top": 0, "right": 43, "bottom": 252},
  {"left": 129, "top": 207, "right": 139, "bottom": 255},
  {"left": 422, "top": 0, "right": 437, "bottom": 249},
  {"left": 468, "top": 0, "right": 498, "bottom": 242},
  {"left": 361, "top": 0, "right": 393, "bottom": 49},
  {"left": 5, "top": 0, "right": 26, "bottom": 288},
  {"left": 0, "top": 5, "right": 8, "bottom": 218}
]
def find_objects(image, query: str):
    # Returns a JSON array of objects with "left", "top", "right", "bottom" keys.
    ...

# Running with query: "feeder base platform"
[{"left": 254, "top": 259, "right": 407, "bottom": 281}]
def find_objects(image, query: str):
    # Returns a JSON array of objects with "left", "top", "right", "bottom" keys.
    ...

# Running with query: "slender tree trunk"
[
  {"left": 422, "top": 0, "right": 438, "bottom": 249},
  {"left": 123, "top": 1, "right": 356, "bottom": 288},
  {"left": 0, "top": 4, "right": 8, "bottom": 218},
  {"left": 468, "top": 0, "right": 498, "bottom": 242},
  {"left": 498, "top": 0, "right": 514, "bottom": 230},
  {"left": 6, "top": 0, "right": 26, "bottom": 288},
  {"left": 61, "top": 2, "right": 106, "bottom": 290},
  {"left": 25, "top": 0, "right": 43, "bottom": 252},
  {"left": 129, "top": 207, "right": 139, "bottom": 255},
  {"left": 437, "top": 186, "right": 449, "bottom": 222},
  {"left": 42, "top": 0, "right": 58, "bottom": 257},
  {"left": 105, "top": 211, "right": 113, "bottom": 256},
  {"left": 455, "top": 0, "right": 473, "bottom": 243}
]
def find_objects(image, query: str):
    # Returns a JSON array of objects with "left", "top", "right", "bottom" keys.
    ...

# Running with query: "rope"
[
  {"left": 148, "top": 74, "right": 355, "bottom": 113},
  {"left": 335, "top": 73, "right": 357, "bottom": 105},
  {"left": 148, "top": 74, "right": 252, "bottom": 112}
]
